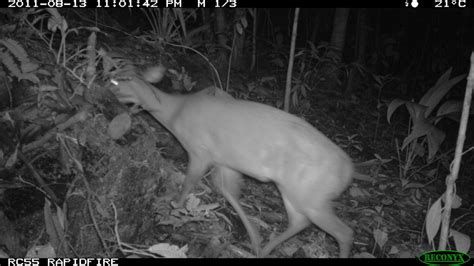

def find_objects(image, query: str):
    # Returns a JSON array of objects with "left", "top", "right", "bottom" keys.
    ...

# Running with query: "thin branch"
[{"left": 438, "top": 52, "right": 474, "bottom": 250}]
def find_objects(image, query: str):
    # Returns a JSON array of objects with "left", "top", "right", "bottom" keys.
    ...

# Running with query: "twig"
[
  {"left": 111, "top": 202, "right": 160, "bottom": 258},
  {"left": 395, "top": 139, "right": 403, "bottom": 180},
  {"left": 80, "top": 173, "right": 111, "bottom": 257},
  {"left": 160, "top": 41, "right": 224, "bottom": 90},
  {"left": 17, "top": 150, "right": 61, "bottom": 205},
  {"left": 284, "top": 8, "right": 300, "bottom": 112},
  {"left": 226, "top": 28, "right": 237, "bottom": 92},
  {"left": 438, "top": 52, "right": 474, "bottom": 250},
  {"left": 22, "top": 110, "right": 89, "bottom": 153}
]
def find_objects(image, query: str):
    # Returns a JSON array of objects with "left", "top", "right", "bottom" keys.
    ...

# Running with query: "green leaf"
[
  {"left": 21, "top": 61, "right": 39, "bottom": 73},
  {"left": 236, "top": 23, "right": 243, "bottom": 35},
  {"left": 19, "top": 72, "right": 40, "bottom": 84},
  {"left": 386, "top": 98, "right": 407, "bottom": 123},
  {"left": 373, "top": 228, "right": 388, "bottom": 248},
  {"left": 404, "top": 101, "right": 428, "bottom": 124},
  {"left": 401, "top": 112, "right": 444, "bottom": 161},
  {"left": 433, "top": 67, "right": 452, "bottom": 89},
  {"left": 107, "top": 113, "right": 132, "bottom": 140},
  {"left": 419, "top": 68, "right": 466, "bottom": 117},
  {"left": 247, "top": 8, "right": 256, "bottom": 18},
  {"left": 0, "top": 51, "right": 21, "bottom": 78},
  {"left": 426, "top": 197, "right": 442, "bottom": 245},
  {"left": 241, "top": 16, "right": 248, "bottom": 28},
  {"left": 0, "top": 39, "right": 29, "bottom": 67},
  {"left": 148, "top": 243, "right": 188, "bottom": 258},
  {"left": 173, "top": 8, "right": 187, "bottom": 39},
  {"left": 450, "top": 229, "right": 471, "bottom": 253},
  {"left": 434, "top": 100, "right": 462, "bottom": 124},
  {"left": 436, "top": 100, "right": 462, "bottom": 118},
  {"left": 426, "top": 126, "right": 445, "bottom": 160}
]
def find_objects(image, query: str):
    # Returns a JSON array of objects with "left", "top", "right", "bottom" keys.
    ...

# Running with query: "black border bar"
[
  {"left": 0, "top": 258, "right": 419, "bottom": 266},
  {"left": 4, "top": 0, "right": 470, "bottom": 8}
]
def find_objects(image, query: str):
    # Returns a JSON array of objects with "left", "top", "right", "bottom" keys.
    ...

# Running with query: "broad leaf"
[
  {"left": 450, "top": 229, "right": 470, "bottom": 253},
  {"left": 426, "top": 197, "right": 442, "bottom": 246},
  {"left": 387, "top": 98, "right": 407, "bottom": 123},
  {"left": 436, "top": 100, "right": 462, "bottom": 118},
  {"left": 419, "top": 68, "right": 466, "bottom": 117}
]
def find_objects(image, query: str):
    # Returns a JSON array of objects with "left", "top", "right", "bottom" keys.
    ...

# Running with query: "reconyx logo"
[{"left": 419, "top": 250, "right": 470, "bottom": 265}]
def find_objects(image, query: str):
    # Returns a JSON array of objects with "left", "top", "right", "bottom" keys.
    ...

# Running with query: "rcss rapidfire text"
[{"left": 7, "top": 258, "right": 118, "bottom": 266}]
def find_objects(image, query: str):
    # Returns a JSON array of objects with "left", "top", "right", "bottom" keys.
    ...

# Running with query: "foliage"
[
  {"left": 387, "top": 68, "right": 466, "bottom": 180},
  {"left": 0, "top": 38, "right": 41, "bottom": 84},
  {"left": 140, "top": 8, "right": 202, "bottom": 46},
  {"left": 425, "top": 194, "right": 470, "bottom": 253}
]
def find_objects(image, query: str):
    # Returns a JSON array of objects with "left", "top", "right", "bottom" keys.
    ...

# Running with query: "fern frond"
[
  {"left": 0, "top": 38, "right": 29, "bottom": 66},
  {"left": 0, "top": 50, "right": 22, "bottom": 78},
  {"left": 0, "top": 38, "right": 39, "bottom": 73}
]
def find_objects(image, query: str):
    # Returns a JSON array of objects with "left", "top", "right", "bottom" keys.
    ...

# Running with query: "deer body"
[{"left": 110, "top": 72, "right": 354, "bottom": 258}]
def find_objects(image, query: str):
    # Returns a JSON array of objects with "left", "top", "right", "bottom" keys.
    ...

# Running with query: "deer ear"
[{"left": 142, "top": 65, "right": 167, "bottom": 84}]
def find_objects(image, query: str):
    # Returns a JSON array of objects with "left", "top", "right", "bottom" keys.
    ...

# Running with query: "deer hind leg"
[
  {"left": 213, "top": 166, "right": 262, "bottom": 256},
  {"left": 305, "top": 203, "right": 353, "bottom": 258},
  {"left": 261, "top": 192, "right": 311, "bottom": 257},
  {"left": 262, "top": 169, "right": 353, "bottom": 258},
  {"left": 301, "top": 172, "right": 353, "bottom": 257}
]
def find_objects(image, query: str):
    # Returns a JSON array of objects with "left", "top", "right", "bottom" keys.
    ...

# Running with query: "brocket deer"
[{"left": 109, "top": 66, "right": 354, "bottom": 258}]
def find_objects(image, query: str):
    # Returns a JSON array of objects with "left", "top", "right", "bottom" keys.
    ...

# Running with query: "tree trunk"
[
  {"left": 201, "top": 8, "right": 210, "bottom": 25},
  {"left": 324, "top": 8, "right": 350, "bottom": 91},
  {"left": 215, "top": 9, "right": 229, "bottom": 74},
  {"left": 374, "top": 8, "right": 382, "bottom": 71},
  {"left": 232, "top": 8, "right": 247, "bottom": 70},
  {"left": 346, "top": 8, "right": 367, "bottom": 95},
  {"left": 250, "top": 8, "right": 257, "bottom": 71},
  {"left": 330, "top": 8, "right": 350, "bottom": 62},
  {"left": 310, "top": 13, "right": 320, "bottom": 44}
]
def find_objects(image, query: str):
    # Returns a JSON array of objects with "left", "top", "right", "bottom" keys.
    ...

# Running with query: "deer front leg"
[{"left": 173, "top": 155, "right": 209, "bottom": 208}]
